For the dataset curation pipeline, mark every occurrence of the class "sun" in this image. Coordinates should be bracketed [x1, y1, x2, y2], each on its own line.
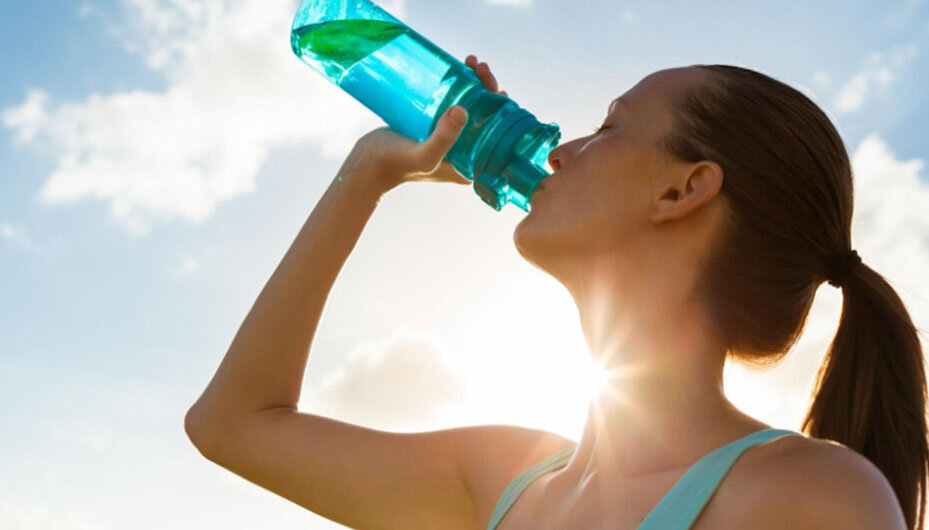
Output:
[577, 357, 611, 403]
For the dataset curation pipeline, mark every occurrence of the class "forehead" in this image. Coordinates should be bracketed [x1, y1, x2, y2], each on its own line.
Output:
[609, 67, 705, 117]
[606, 67, 705, 141]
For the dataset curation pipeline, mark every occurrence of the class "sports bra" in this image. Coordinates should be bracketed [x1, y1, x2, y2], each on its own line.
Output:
[486, 428, 801, 529]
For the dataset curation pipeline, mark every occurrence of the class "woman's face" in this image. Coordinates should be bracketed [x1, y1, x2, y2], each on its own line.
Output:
[514, 66, 708, 266]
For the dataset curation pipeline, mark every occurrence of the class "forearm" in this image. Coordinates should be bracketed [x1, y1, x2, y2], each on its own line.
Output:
[188, 167, 391, 426]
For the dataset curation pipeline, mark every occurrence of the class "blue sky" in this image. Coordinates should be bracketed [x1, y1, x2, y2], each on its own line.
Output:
[2, 0, 928, 527]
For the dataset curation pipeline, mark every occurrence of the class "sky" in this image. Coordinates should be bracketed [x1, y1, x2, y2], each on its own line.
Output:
[1, 0, 928, 528]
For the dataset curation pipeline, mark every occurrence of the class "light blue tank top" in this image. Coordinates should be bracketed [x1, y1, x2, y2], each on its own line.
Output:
[485, 428, 800, 529]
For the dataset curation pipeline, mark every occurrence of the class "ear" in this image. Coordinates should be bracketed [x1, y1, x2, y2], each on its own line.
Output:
[648, 161, 723, 223]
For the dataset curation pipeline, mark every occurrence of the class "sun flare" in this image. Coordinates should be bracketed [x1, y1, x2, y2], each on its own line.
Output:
[579, 358, 611, 403]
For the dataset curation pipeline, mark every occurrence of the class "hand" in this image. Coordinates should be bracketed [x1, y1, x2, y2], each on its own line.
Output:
[339, 55, 509, 192]
[339, 105, 472, 192]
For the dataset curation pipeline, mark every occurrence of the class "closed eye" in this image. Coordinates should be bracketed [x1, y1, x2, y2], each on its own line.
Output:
[592, 124, 611, 135]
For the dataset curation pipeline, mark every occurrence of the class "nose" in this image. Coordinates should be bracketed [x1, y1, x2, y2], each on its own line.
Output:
[547, 134, 585, 171]
[547, 145, 564, 171]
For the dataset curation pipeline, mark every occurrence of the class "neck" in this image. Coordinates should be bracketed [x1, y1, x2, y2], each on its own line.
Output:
[556, 251, 765, 484]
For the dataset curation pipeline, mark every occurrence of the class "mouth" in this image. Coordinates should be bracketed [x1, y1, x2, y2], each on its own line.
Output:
[538, 176, 555, 193]
[538, 175, 554, 192]
[530, 182, 548, 206]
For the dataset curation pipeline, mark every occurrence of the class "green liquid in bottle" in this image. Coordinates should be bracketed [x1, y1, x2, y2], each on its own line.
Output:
[292, 19, 408, 79]
[291, 17, 463, 141]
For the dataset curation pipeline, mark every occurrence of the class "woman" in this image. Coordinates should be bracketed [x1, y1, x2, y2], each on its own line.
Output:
[184, 55, 927, 529]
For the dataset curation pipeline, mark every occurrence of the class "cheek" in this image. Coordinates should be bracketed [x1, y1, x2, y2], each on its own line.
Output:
[515, 144, 651, 254]
[593, 142, 654, 214]
[516, 179, 627, 255]
[573, 157, 651, 245]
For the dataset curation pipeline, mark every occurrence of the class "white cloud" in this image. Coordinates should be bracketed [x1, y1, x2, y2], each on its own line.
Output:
[835, 72, 872, 112]
[77, 2, 98, 19]
[0, 222, 17, 239]
[0, 499, 108, 530]
[0, 220, 38, 250]
[2, 89, 49, 145]
[2, 0, 405, 235]
[834, 44, 918, 113]
[171, 247, 219, 278]
[889, 43, 919, 67]
[177, 255, 200, 277]
[811, 70, 832, 91]
[485, 0, 532, 7]
[303, 328, 468, 431]
[849, 134, 929, 287]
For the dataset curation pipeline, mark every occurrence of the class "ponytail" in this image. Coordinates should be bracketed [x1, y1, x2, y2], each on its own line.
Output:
[658, 63, 929, 529]
[802, 261, 929, 530]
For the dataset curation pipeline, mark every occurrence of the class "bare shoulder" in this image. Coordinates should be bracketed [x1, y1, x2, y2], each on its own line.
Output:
[446, 424, 576, 527]
[721, 433, 907, 530]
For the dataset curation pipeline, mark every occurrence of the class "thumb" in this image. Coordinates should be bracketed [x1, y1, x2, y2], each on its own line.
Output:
[416, 106, 468, 172]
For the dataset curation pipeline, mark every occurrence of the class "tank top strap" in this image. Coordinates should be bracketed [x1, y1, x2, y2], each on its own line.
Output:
[485, 445, 576, 530]
[638, 428, 801, 529]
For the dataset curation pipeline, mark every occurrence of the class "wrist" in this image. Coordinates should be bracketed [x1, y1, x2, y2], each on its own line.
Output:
[334, 166, 398, 203]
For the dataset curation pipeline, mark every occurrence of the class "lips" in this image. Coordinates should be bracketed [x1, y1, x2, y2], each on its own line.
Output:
[530, 183, 548, 205]
[535, 170, 560, 197]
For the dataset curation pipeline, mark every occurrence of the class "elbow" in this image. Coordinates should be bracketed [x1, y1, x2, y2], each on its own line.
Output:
[185, 404, 221, 457]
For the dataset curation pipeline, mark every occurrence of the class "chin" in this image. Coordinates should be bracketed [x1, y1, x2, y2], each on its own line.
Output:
[513, 216, 541, 263]
[513, 213, 561, 272]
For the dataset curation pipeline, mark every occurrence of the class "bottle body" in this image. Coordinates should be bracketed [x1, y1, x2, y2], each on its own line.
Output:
[291, 0, 560, 212]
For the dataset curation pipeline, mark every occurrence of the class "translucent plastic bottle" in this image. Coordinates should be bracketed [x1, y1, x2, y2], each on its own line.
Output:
[291, 0, 560, 212]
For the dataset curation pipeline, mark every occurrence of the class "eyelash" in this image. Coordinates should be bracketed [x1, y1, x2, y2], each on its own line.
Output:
[592, 124, 610, 135]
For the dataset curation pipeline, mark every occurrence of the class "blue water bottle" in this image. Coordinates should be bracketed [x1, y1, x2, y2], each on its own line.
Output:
[290, 0, 560, 212]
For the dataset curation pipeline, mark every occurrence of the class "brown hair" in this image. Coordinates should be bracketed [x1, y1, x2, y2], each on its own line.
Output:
[660, 64, 928, 529]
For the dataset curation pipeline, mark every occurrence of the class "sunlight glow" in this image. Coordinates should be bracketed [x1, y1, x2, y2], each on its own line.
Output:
[580, 358, 611, 403]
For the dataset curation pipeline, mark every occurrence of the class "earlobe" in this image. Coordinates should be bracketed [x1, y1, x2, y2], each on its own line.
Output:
[648, 161, 723, 223]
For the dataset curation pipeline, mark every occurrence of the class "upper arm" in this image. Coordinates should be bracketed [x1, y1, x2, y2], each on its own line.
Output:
[754, 439, 908, 530]
[185, 408, 574, 530]
[187, 408, 476, 529]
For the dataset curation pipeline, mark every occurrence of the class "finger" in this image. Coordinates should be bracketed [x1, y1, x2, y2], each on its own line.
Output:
[476, 61, 500, 92]
[417, 106, 468, 172]
[466, 56, 499, 92]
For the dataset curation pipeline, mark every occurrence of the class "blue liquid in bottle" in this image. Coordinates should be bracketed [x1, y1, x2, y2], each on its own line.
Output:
[291, 0, 560, 212]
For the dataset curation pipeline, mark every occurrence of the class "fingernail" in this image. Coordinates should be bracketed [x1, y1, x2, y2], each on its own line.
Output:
[449, 106, 467, 126]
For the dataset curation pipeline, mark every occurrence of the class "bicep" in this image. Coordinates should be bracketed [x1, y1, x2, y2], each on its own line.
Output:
[195, 409, 478, 530]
